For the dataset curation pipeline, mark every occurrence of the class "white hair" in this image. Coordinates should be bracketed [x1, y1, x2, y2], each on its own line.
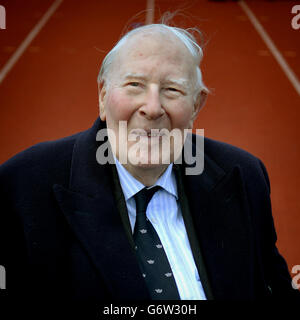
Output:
[97, 23, 209, 99]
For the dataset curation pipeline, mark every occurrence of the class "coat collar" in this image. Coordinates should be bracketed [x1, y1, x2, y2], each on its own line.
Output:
[53, 118, 254, 300]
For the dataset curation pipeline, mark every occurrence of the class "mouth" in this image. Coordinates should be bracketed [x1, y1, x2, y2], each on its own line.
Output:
[130, 129, 165, 137]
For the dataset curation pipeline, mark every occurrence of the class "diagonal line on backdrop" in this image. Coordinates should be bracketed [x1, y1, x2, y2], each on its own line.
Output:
[0, 0, 64, 85]
[239, 0, 300, 96]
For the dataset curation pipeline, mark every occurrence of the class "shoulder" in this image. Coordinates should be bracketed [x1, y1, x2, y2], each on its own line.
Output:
[0, 131, 81, 193]
[204, 136, 259, 167]
[203, 136, 270, 190]
[203, 136, 265, 173]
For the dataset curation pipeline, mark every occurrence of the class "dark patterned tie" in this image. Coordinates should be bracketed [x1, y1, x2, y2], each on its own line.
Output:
[133, 186, 180, 300]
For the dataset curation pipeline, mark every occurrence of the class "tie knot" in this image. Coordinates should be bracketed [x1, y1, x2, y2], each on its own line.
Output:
[134, 186, 160, 214]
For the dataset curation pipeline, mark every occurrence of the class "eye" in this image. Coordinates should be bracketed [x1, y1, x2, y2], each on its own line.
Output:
[166, 87, 182, 95]
[128, 82, 140, 87]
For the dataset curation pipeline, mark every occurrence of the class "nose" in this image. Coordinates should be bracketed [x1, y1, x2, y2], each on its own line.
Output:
[138, 86, 165, 120]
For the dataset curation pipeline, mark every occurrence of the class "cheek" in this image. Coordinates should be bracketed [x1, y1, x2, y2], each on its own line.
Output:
[168, 101, 194, 129]
[106, 91, 134, 122]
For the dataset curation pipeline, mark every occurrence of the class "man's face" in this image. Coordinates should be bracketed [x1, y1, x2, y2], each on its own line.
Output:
[99, 31, 204, 178]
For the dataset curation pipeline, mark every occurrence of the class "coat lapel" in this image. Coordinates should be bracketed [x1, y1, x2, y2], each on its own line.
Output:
[183, 153, 255, 299]
[52, 119, 150, 300]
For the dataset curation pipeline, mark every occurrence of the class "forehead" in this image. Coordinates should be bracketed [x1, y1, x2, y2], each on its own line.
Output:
[112, 30, 195, 78]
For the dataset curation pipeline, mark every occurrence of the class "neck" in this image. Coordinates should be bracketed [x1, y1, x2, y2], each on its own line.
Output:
[123, 163, 168, 186]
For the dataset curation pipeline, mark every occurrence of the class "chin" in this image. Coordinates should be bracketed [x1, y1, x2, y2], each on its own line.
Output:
[135, 162, 165, 169]
[129, 151, 173, 168]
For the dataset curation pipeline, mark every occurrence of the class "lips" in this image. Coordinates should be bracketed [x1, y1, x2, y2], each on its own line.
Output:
[130, 129, 165, 137]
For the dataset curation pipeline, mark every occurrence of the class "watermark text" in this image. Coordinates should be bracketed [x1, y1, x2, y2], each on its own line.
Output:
[291, 265, 300, 289]
[0, 5, 6, 29]
[0, 265, 6, 289]
[96, 122, 204, 175]
[291, 5, 300, 30]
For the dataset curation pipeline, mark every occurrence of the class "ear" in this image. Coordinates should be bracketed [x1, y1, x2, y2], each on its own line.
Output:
[189, 89, 208, 128]
[98, 81, 107, 121]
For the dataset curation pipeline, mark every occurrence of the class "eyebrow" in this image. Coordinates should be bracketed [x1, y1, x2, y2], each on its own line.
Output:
[123, 73, 189, 88]
[123, 73, 149, 81]
[164, 78, 189, 88]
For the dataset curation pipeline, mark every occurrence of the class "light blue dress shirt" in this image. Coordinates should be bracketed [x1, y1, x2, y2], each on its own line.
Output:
[114, 158, 207, 300]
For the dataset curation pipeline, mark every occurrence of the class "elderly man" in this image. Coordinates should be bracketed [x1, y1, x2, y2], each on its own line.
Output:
[0, 23, 298, 303]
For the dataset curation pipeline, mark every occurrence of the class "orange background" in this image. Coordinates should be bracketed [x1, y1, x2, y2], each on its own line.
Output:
[0, 0, 299, 277]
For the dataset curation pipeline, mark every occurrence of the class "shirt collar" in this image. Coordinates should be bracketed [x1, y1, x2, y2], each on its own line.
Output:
[114, 157, 178, 201]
